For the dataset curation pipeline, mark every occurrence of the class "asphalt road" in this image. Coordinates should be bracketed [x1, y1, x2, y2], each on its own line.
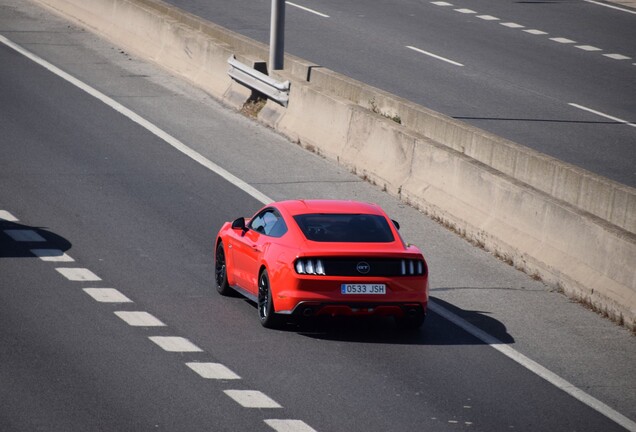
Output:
[164, 0, 636, 187]
[1, 1, 635, 431]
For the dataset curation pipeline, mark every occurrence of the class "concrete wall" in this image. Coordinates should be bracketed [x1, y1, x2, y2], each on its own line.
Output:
[306, 68, 636, 234]
[35, 0, 636, 330]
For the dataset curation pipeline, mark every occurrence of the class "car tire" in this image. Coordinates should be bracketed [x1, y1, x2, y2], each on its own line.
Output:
[258, 269, 281, 329]
[215, 241, 234, 296]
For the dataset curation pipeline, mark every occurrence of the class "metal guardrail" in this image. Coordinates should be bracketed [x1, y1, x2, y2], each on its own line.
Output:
[227, 55, 290, 107]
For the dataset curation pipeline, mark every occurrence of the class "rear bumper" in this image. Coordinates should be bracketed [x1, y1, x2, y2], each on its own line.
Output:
[287, 301, 426, 319]
[273, 274, 428, 318]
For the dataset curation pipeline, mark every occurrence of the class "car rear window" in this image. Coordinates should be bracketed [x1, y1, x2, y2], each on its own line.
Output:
[293, 214, 395, 243]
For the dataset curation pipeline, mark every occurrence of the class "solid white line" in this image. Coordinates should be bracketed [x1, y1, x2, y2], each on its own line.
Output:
[0, 210, 19, 222]
[186, 362, 241, 379]
[83, 288, 133, 303]
[583, 0, 636, 14]
[30, 249, 74, 262]
[56, 267, 102, 281]
[265, 419, 318, 432]
[115, 311, 166, 327]
[149, 336, 203, 352]
[406, 46, 464, 67]
[429, 302, 636, 432]
[4, 229, 46, 242]
[286, 2, 329, 18]
[224, 390, 282, 408]
[0, 34, 274, 206]
[569, 103, 636, 128]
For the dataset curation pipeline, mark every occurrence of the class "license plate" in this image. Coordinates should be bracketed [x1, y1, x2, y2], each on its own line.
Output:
[341, 284, 386, 295]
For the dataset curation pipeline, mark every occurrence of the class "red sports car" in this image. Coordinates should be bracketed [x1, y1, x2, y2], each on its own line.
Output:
[214, 200, 428, 329]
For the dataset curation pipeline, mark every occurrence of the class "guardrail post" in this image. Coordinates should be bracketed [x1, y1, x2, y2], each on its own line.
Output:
[228, 56, 290, 106]
[269, 0, 285, 70]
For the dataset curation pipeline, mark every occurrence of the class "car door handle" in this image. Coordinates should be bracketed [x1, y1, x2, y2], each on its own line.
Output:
[251, 244, 261, 252]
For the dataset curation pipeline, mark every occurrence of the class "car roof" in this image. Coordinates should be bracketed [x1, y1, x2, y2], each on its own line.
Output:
[274, 200, 385, 217]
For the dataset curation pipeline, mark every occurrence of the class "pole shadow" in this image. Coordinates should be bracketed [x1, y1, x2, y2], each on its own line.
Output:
[0, 219, 72, 259]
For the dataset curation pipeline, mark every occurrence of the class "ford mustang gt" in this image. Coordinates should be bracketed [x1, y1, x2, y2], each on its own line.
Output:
[214, 200, 428, 329]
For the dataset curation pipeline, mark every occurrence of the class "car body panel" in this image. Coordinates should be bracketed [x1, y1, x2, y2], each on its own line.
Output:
[215, 200, 428, 323]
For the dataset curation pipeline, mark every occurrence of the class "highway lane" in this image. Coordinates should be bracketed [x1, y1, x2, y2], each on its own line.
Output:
[1, 2, 635, 431]
[164, 0, 636, 187]
[0, 43, 626, 432]
[0, 43, 273, 432]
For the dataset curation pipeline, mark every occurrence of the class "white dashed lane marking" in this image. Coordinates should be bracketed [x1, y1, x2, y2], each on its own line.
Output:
[500, 22, 524, 28]
[551, 37, 576, 44]
[30, 249, 74, 262]
[524, 29, 548, 35]
[115, 311, 166, 327]
[0, 210, 19, 221]
[577, 45, 602, 52]
[265, 419, 319, 432]
[149, 336, 203, 352]
[186, 362, 241, 380]
[406, 45, 464, 67]
[286, 2, 330, 18]
[0, 41, 314, 431]
[569, 103, 636, 128]
[604, 53, 631, 60]
[224, 390, 282, 408]
[0, 208, 309, 428]
[429, 1, 632, 63]
[4, 229, 46, 242]
[83, 288, 133, 303]
[56, 267, 102, 281]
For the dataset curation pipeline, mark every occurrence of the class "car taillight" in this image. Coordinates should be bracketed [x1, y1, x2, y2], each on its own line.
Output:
[401, 259, 425, 276]
[295, 258, 326, 275]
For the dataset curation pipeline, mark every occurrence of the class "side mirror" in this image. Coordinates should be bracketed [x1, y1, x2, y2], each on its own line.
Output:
[392, 219, 401, 230]
[231, 217, 246, 231]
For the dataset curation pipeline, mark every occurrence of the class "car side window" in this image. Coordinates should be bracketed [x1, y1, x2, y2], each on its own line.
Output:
[249, 209, 288, 238]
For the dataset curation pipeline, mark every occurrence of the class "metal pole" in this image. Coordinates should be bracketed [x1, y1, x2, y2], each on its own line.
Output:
[269, 0, 285, 71]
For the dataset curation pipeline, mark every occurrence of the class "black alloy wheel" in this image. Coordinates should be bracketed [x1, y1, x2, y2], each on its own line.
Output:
[215, 242, 233, 296]
[258, 269, 280, 328]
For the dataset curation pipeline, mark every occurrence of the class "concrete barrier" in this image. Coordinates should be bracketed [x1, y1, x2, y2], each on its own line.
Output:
[34, 0, 636, 330]
[306, 68, 636, 234]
